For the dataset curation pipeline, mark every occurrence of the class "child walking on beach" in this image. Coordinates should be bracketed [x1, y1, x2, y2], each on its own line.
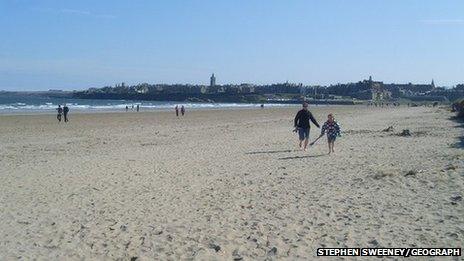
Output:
[319, 114, 341, 154]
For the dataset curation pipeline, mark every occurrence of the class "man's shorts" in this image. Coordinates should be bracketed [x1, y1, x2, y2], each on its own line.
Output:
[298, 127, 310, 140]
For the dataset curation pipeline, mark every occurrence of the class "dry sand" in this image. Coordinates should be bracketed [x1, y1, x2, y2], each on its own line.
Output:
[0, 106, 463, 260]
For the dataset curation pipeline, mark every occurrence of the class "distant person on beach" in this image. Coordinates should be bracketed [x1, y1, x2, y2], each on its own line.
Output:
[63, 104, 69, 122]
[261, 104, 264, 109]
[181, 105, 185, 116]
[319, 113, 341, 154]
[126, 105, 129, 112]
[175, 105, 179, 117]
[293, 102, 320, 151]
[136, 104, 140, 112]
[56, 105, 63, 122]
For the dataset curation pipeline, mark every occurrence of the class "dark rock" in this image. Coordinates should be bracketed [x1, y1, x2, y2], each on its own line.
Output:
[130, 257, 138, 261]
[452, 99, 464, 118]
[268, 247, 277, 255]
[404, 170, 417, 177]
[208, 243, 221, 252]
[120, 224, 127, 231]
[398, 129, 411, 136]
[451, 195, 462, 202]
[368, 239, 379, 246]
[382, 126, 394, 132]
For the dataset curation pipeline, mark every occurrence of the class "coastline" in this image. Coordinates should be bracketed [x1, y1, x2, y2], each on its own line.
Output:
[0, 92, 361, 115]
[0, 103, 309, 116]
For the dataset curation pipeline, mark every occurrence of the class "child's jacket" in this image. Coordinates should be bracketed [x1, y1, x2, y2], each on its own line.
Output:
[321, 121, 341, 138]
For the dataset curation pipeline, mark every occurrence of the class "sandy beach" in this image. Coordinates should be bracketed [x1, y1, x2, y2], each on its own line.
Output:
[0, 106, 463, 260]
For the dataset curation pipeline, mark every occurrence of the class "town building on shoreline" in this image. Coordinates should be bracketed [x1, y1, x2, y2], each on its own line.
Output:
[74, 75, 463, 103]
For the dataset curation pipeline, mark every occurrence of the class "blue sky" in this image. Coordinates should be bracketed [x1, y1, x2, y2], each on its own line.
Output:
[0, 0, 463, 90]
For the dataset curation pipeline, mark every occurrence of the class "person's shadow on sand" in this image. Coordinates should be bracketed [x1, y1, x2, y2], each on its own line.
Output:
[278, 154, 326, 160]
[245, 149, 294, 155]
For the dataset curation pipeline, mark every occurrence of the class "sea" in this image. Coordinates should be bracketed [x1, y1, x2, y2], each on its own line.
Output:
[0, 93, 297, 114]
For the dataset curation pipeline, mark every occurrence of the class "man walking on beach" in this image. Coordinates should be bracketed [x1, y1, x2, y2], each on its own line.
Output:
[175, 105, 179, 117]
[63, 104, 70, 122]
[181, 105, 185, 116]
[56, 105, 63, 122]
[294, 102, 320, 151]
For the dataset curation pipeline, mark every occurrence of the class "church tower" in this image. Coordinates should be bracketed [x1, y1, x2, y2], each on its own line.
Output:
[431, 79, 435, 88]
[210, 73, 216, 87]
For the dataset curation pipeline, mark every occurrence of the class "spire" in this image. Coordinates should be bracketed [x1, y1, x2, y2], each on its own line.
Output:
[210, 73, 216, 87]
[431, 79, 435, 88]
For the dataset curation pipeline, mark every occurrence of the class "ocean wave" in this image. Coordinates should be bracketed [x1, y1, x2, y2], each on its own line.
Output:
[0, 102, 298, 113]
